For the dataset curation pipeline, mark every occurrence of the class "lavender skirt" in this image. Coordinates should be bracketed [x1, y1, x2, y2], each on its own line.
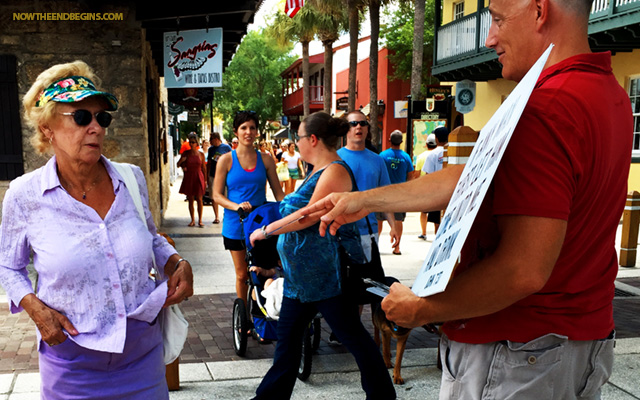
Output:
[38, 318, 168, 400]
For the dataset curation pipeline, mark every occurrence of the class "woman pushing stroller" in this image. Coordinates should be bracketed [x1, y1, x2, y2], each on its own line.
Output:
[213, 111, 284, 307]
[249, 112, 396, 400]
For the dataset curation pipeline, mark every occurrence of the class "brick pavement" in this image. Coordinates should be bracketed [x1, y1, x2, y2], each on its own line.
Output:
[177, 293, 440, 365]
[2, 287, 640, 374]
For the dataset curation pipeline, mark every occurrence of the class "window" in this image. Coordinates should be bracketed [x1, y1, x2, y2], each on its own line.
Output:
[630, 76, 640, 155]
[454, 1, 465, 20]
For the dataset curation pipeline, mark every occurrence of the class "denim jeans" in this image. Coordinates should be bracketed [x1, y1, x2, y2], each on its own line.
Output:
[254, 295, 396, 400]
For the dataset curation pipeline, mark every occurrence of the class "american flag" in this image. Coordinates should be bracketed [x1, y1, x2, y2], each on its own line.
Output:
[285, 0, 305, 18]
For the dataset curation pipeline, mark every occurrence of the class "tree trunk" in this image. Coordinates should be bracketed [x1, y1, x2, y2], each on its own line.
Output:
[411, 0, 425, 100]
[348, 0, 359, 112]
[369, 0, 380, 149]
[323, 40, 334, 114]
[302, 40, 311, 118]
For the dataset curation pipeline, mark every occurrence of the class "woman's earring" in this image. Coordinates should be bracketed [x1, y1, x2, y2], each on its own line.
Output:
[48, 136, 53, 145]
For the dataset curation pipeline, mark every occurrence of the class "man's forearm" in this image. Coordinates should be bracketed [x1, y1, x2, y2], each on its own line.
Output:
[364, 164, 463, 214]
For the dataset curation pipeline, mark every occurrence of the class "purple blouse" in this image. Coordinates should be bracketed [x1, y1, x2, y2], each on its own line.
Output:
[0, 156, 176, 353]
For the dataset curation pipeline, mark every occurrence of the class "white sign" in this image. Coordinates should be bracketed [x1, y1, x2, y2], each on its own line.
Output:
[412, 44, 554, 297]
[455, 80, 476, 114]
[394, 101, 408, 118]
[164, 28, 223, 88]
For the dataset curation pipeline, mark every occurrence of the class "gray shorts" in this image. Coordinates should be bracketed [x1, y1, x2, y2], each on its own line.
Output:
[374, 212, 406, 222]
[439, 331, 615, 400]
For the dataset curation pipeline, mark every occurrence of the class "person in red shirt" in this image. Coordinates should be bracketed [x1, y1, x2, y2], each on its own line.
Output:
[305, 0, 633, 398]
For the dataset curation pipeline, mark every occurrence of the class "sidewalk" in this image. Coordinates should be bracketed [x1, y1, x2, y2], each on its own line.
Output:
[1, 176, 639, 399]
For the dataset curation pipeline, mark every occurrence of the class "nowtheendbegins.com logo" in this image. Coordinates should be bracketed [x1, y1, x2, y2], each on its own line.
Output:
[13, 13, 124, 21]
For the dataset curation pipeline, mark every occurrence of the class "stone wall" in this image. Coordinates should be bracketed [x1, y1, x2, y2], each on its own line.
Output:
[0, 0, 171, 225]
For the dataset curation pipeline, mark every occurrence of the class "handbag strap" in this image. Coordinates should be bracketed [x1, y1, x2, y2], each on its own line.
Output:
[112, 162, 159, 278]
[341, 161, 375, 236]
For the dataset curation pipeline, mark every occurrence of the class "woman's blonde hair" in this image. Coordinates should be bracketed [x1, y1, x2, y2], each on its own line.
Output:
[23, 60, 100, 154]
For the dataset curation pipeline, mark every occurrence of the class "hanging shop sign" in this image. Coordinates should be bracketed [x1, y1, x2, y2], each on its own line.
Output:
[164, 28, 223, 89]
[455, 80, 476, 114]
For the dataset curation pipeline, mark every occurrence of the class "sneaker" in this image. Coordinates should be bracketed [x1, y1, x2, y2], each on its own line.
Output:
[418, 234, 426, 240]
[328, 332, 342, 346]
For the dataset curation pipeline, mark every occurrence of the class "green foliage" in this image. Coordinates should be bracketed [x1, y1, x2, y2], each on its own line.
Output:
[212, 29, 296, 139]
[382, 0, 438, 89]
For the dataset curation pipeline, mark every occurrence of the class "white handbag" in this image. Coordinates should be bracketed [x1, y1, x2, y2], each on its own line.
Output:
[113, 162, 189, 365]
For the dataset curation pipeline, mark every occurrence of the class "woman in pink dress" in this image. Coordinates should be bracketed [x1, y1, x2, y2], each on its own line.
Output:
[177, 132, 207, 226]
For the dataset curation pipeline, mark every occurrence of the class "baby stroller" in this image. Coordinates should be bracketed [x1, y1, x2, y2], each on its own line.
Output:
[231, 202, 322, 381]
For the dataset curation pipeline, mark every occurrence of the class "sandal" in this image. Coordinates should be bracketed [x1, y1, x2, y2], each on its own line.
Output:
[251, 328, 272, 344]
[212, 219, 220, 224]
[188, 222, 195, 227]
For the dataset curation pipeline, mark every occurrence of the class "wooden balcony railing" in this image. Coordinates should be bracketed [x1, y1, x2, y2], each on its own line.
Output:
[434, 0, 640, 67]
[282, 85, 324, 113]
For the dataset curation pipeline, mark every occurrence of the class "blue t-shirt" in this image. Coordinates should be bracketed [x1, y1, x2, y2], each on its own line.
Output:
[379, 148, 413, 185]
[222, 151, 267, 240]
[337, 147, 391, 235]
[277, 161, 364, 303]
[207, 143, 232, 177]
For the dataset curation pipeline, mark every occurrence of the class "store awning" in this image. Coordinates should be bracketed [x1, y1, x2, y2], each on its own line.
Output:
[273, 127, 290, 139]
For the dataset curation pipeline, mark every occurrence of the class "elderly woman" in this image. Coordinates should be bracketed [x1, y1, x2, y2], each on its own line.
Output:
[0, 61, 193, 399]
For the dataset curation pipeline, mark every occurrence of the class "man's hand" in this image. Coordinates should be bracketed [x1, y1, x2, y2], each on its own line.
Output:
[381, 282, 429, 328]
[301, 191, 370, 236]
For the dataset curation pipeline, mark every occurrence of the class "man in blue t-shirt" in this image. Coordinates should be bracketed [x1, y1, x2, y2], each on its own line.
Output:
[207, 131, 232, 224]
[377, 130, 413, 255]
[338, 111, 398, 261]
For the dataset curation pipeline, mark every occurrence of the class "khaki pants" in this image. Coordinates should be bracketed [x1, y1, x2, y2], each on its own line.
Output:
[439, 331, 615, 400]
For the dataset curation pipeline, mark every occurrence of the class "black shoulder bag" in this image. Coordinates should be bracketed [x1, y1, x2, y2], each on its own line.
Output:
[337, 163, 386, 305]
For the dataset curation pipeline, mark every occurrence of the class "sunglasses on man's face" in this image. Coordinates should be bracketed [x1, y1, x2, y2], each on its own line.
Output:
[348, 120, 368, 127]
[59, 110, 112, 128]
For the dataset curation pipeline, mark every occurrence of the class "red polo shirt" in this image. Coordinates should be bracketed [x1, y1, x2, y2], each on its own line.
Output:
[443, 52, 633, 343]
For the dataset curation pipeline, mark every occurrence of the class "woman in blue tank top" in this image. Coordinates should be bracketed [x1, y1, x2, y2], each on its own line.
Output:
[213, 111, 284, 306]
[249, 112, 396, 400]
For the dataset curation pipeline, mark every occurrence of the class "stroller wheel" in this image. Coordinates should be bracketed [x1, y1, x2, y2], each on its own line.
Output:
[232, 298, 248, 356]
[311, 317, 321, 351]
[297, 324, 313, 381]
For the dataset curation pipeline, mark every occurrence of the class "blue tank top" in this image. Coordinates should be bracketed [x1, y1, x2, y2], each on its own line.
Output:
[222, 150, 267, 240]
[277, 160, 364, 303]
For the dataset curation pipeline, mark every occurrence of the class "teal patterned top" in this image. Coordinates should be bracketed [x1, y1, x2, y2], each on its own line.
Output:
[277, 160, 365, 303]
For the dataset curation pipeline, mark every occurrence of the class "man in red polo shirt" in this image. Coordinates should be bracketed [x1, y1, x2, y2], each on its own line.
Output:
[306, 0, 633, 398]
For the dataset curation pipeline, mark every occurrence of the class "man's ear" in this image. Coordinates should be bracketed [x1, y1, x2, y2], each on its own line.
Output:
[534, 0, 550, 31]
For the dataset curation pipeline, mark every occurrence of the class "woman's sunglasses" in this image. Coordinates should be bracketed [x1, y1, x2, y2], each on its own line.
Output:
[348, 120, 368, 127]
[59, 110, 112, 128]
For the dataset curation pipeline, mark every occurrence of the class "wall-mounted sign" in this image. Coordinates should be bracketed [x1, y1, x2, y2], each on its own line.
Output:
[427, 85, 452, 101]
[336, 96, 348, 111]
[187, 110, 201, 123]
[164, 28, 223, 88]
[455, 80, 476, 114]
[394, 100, 408, 118]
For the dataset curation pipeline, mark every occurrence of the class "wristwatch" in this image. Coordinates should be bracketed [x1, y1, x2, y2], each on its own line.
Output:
[261, 225, 270, 239]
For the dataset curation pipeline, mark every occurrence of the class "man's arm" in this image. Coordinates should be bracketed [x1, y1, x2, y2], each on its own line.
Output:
[302, 164, 464, 236]
[381, 214, 567, 328]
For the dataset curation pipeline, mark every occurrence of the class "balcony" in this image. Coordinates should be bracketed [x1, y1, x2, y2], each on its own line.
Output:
[432, 0, 640, 82]
[282, 85, 324, 117]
